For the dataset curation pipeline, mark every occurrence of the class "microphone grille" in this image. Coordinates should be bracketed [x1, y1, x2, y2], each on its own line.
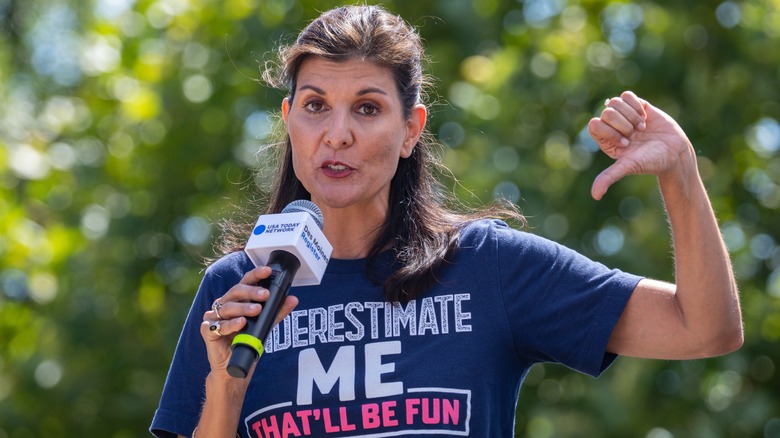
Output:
[282, 200, 324, 230]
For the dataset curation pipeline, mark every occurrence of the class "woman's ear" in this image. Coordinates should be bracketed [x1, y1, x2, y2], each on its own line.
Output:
[401, 104, 427, 158]
[281, 97, 290, 124]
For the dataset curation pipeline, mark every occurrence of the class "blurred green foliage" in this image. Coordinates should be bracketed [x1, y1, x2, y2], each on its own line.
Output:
[0, 0, 779, 436]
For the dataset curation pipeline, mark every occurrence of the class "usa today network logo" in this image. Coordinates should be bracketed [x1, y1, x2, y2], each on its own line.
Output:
[254, 222, 300, 235]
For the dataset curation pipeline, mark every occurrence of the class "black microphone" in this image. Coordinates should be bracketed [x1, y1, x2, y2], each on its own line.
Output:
[227, 200, 332, 378]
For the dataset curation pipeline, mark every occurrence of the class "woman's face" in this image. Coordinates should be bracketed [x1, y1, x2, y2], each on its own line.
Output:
[282, 57, 426, 218]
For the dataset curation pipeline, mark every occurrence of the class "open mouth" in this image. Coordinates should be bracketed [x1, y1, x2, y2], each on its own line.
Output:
[321, 161, 353, 177]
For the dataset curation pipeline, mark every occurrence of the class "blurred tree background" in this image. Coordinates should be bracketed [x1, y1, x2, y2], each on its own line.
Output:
[0, 0, 778, 436]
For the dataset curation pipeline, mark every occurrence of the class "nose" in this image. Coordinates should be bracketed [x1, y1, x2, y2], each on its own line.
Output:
[324, 108, 353, 149]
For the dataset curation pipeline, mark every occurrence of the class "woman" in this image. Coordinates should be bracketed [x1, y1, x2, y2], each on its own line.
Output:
[151, 5, 742, 438]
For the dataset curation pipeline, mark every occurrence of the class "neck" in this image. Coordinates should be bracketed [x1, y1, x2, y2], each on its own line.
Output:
[321, 208, 387, 260]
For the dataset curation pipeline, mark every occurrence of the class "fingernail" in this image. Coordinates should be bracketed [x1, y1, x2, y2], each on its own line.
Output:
[249, 303, 260, 311]
[604, 98, 610, 106]
[620, 137, 629, 146]
[638, 122, 646, 130]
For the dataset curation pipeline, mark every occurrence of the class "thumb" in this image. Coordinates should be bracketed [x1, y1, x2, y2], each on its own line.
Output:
[591, 162, 630, 200]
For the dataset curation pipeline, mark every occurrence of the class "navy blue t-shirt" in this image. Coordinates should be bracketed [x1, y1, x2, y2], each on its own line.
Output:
[151, 219, 641, 437]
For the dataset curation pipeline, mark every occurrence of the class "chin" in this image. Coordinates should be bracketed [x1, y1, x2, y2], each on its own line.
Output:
[309, 195, 352, 210]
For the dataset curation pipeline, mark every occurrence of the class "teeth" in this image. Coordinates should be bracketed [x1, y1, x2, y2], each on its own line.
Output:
[327, 164, 347, 171]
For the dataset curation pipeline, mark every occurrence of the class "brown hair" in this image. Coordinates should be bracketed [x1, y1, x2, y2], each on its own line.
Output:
[217, 5, 524, 301]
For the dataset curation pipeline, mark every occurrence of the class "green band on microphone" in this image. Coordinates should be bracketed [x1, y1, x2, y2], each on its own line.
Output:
[232, 333, 265, 358]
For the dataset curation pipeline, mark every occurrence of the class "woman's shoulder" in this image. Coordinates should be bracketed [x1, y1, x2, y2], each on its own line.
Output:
[458, 218, 553, 252]
[459, 217, 524, 242]
[456, 218, 509, 253]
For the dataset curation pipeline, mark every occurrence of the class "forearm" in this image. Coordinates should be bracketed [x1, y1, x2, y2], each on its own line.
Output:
[193, 372, 249, 438]
[658, 147, 743, 354]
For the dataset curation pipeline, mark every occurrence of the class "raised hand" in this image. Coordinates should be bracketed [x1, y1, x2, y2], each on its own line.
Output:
[588, 91, 696, 200]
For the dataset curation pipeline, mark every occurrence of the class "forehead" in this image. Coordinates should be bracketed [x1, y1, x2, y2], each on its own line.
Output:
[295, 57, 397, 93]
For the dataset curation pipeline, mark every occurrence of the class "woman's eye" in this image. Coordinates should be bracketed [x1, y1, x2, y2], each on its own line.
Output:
[304, 101, 325, 112]
[357, 103, 380, 116]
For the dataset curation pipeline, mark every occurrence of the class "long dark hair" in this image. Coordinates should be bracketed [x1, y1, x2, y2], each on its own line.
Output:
[217, 5, 524, 302]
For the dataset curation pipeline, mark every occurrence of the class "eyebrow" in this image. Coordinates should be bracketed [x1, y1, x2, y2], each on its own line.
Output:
[357, 87, 389, 96]
[297, 84, 389, 96]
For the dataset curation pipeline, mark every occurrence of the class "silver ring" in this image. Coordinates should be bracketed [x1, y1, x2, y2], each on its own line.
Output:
[212, 299, 224, 320]
[209, 321, 222, 336]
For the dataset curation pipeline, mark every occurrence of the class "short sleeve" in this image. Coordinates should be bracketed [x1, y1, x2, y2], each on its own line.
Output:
[493, 221, 642, 377]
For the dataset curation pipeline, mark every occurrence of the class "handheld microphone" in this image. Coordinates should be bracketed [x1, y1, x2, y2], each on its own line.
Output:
[227, 200, 333, 378]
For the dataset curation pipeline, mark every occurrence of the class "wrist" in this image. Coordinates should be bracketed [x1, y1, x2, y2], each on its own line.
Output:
[193, 372, 249, 438]
[657, 143, 699, 196]
[206, 370, 251, 400]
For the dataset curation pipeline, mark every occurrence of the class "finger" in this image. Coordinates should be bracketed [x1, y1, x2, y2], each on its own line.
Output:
[223, 283, 271, 302]
[602, 101, 640, 139]
[618, 91, 647, 123]
[606, 93, 645, 122]
[215, 266, 274, 306]
[207, 300, 263, 322]
[201, 316, 248, 339]
[605, 93, 647, 131]
[201, 319, 225, 340]
[591, 161, 631, 200]
[207, 320, 225, 338]
[240, 266, 273, 285]
[588, 117, 627, 151]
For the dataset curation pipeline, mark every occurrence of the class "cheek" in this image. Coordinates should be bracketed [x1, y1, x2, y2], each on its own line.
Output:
[366, 146, 402, 183]
[289, 150, 317, 193]
[378, 138, 408, 165]
[287, 136, 307, 182]
[289, 146, 308, 182]
[366, 126, 407, 160]
[287, 114, 314, 145]
[288, 123, 314, 166]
